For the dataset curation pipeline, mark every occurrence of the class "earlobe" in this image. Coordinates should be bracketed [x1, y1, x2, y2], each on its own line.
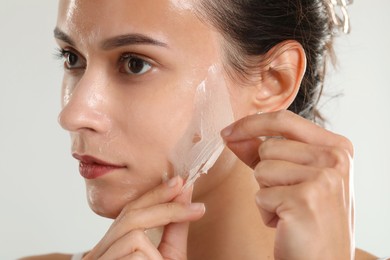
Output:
[253, 40, 307, 112]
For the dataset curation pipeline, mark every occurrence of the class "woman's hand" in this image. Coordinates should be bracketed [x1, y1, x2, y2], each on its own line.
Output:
[222, 110, 355, 260]
[83, 177, 205, 260]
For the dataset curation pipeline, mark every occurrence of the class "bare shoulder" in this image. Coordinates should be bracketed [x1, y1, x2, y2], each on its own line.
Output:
[356, 248, 378, 260]
[19, 253, 72, 260]
[17, 249, 378, 260]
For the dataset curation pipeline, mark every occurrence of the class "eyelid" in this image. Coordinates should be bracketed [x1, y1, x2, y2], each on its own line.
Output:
[61, 46, 84, 58]
[119, 53, 154, 66]
[118, 53, 154, 75]
[58, 46, 86, 70]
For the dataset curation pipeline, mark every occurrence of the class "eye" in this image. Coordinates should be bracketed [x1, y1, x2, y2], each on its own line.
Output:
[121, 55, 152, 75]
[64, 50, 85, 69]
[56, 48, 86, 70]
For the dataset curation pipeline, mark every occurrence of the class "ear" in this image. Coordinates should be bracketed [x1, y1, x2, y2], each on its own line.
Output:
[252, 40, 307, 113]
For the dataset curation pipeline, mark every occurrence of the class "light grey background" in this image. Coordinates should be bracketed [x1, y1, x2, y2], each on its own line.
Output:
[0, 1, 389, 259]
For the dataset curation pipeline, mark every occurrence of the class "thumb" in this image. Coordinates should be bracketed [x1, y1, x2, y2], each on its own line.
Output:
[225, 138, 262, 169]
[159, 220, 190, 259]
[158, 185, 204, 259]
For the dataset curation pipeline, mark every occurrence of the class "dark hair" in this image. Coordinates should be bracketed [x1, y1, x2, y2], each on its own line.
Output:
[195, 0, 336, 124]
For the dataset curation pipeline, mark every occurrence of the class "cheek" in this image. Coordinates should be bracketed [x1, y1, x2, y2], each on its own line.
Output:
[168, 65, 236, 182]
[84, 66, 235, 218]
[111, 76, 199, 180]
[227, 81, 256, 120]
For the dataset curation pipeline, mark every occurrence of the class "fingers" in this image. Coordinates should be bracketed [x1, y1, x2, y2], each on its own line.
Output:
[223, 111, 354, 259]
[254, 138, 353, 195]
[227, 130, 353, 171]
[222, 110, 354, 156]
[174, 183, 194, 205]
[100, 229, 162, 260]
[158, 186, 202, 259]
[88, 177, 205, 259]
[89, 177, 182, 257]
[118, 251, 153, 260]
[255, 165, 351, 224]
[225, 138, 262, 169]
[119, 252, 148, 260]
[158, 222, 190, 259]
[259, 138, 352, 168]
[255, 160, 318, 187]
[93, 201, 204, 258]
[127, 176, 184, 210]
[255, 182, 320, 228]
[255, 187, 286, 228]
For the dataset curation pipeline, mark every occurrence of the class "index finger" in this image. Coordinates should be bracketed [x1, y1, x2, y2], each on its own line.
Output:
[221, 110, 353, 155]
[158, 186, 195, 259]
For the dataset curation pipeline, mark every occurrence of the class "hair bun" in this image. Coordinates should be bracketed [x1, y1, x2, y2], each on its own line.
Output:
[327, 0, 353, 34]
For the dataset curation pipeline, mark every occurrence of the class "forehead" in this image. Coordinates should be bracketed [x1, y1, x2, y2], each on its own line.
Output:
[56, 0, 210, 48]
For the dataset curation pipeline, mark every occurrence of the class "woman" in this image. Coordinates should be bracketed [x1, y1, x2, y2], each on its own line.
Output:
[23, 0, 378, 259]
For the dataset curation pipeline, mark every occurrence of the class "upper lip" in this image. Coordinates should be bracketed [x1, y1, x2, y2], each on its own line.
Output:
[72, 153, 126, 168]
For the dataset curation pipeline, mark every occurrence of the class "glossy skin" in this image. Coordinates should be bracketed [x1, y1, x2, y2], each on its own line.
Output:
[56, 0, 228, 219]
[40, 0, 370, 259]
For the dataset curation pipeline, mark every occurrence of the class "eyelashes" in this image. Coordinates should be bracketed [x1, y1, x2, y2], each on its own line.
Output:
[119, 54, 152, 75]
[54, 47, 67, 60]
[54, 47, 152, 76]
[55, 47, 86, 70]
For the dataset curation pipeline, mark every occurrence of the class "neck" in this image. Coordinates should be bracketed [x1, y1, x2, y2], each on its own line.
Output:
[188, 151, 275, 260]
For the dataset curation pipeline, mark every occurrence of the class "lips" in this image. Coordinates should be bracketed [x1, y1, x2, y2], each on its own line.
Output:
[73, 154, 126, 179]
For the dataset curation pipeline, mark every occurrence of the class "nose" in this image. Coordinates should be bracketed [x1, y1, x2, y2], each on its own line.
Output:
[58, 72, 112, 134]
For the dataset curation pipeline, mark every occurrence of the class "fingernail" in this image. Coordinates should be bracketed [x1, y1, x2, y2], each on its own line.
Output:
[221, 125, 233, 138]
[189, 203, 205, 212]
[167, 176, 179, 188]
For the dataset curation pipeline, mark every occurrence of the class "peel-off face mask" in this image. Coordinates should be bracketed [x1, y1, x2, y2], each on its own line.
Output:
[169, 65, 235, 188]
[145, 65, 235, 247]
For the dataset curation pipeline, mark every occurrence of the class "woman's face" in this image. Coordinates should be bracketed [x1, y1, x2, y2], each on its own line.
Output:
[55, 0, 246, 218]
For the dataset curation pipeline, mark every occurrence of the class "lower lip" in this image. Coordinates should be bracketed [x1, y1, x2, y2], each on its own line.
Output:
[79, 162, 124, 179]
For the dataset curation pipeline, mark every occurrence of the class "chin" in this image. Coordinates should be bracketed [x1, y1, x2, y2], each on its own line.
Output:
[85, 185, 139, 219]
[87, 194, 126, 219]
[88, 200, 123, 219]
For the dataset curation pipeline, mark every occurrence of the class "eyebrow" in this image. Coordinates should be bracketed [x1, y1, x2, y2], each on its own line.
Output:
[54, 27, 75, 46]
[101, 34, 168, 50]
[53, 27, 168, 50]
